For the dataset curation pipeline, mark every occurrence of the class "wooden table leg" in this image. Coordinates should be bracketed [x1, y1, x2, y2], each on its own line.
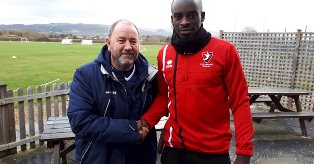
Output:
[264, 101, 276, 112]
[293, 96, 308, 136]
[157, 130, 165, 154]
[250, 95, 263, 123]
[60, 143, 75, 158]
[268, 95, 293, 112]
[59, 141, 67, 164]
[51, 144, 60, 164]
[249, 95, 260, 104]
[298, 119, 308, 136]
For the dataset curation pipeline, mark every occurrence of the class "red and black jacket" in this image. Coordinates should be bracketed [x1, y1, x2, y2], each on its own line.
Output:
[142, 37, 254, 156]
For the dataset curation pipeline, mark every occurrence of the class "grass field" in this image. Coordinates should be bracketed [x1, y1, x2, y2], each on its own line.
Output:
[0, 41, 162, 91]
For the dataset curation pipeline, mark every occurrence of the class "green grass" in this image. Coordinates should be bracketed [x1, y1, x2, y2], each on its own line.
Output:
[0, 41, 162, 91]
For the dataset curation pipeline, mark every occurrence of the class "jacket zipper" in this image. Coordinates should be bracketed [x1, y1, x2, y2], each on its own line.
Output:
[80, 141, 93, 164]
[104, 98, 111, 116]
[173, 52, 179, 123]
[173, 52, 185, 149]
[184, 56, 188, 81]
[117, 81, 129, 116]
[141, 93, 147, 116]
[139, 75, 149, 116]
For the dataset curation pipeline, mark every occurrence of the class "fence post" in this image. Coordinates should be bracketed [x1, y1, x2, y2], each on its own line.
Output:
[219, 30, 224, 39]
[27, 86, 36, 148]
[53, 83, 59, 117]
[0, 84, 6, 157]
[7, 90, 17, 154]
[288, 29, 302, 109]
[0, 84, 16, 157]
[60, 83, 67, 116]
[290, 29, 302, 88]
[45, 84, 51, 119]
[37, 85, 44, 146]
[17, 88, 27, 151]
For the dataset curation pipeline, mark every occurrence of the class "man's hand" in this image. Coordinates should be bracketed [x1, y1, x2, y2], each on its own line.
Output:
[234, 155, 250, 164]
[137, 120, 150, 141]
[139, 119, 150, 129]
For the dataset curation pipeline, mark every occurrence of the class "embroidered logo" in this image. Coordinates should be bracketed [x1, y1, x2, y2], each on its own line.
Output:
[200, 51, 214, 68]
[202, 52, 213, 63]
[105, 91, 117, 95]
[166, 60, 173, 68]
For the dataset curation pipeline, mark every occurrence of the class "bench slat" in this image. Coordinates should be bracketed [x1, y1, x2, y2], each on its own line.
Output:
[254, 97, 272, 102]
[252, 112, 314, 119]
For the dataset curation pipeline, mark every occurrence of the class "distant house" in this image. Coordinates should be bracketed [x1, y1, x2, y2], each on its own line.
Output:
[81, 39, 93, 45]
[61, 38, 73, 44]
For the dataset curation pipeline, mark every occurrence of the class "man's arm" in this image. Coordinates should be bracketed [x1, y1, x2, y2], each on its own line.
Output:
[141, 47, 169, 128]
[223, 44, 254, 159]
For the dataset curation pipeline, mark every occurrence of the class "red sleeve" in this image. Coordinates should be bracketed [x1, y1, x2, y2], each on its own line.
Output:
[141, 46, 169, 128]
[224, 44, 254, 156]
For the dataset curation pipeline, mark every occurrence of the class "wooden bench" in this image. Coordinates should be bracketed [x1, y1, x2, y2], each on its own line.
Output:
[252, 112, 314, 121]
[251, 111, 314, 136]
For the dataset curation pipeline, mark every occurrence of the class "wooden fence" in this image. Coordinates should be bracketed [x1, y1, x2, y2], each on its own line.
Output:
[0, 83, 70, 157]
[220, 30, 314, 112]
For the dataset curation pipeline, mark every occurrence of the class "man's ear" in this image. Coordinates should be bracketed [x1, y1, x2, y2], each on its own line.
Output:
[105, 36, 110, 46]
[171, 16, 174, 27]
[201, 11, 205, 22]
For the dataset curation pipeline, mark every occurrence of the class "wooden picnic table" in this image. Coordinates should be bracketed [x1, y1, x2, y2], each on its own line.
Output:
[249, 87, 310, 112]
[248, 87, 313, 136]
[40, 116, 167, 164]
[40, 117, 74, 164]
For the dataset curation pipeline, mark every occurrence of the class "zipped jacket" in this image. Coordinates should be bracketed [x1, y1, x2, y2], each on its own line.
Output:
[67, 45, 158, 164]
[142, 37, 254, 156]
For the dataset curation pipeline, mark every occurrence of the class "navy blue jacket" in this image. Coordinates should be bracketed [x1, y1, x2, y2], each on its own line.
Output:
[67, 45, 158, 164]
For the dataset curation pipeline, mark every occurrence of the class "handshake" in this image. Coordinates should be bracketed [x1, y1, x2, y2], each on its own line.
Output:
[136, 119, 150, 142]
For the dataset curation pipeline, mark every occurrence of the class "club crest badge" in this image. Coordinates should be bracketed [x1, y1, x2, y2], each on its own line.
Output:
[202, 52, 213, 63]
[200, 52, 214, 68]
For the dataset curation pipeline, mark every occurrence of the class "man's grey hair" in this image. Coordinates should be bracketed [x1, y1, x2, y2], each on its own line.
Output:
[107, 19, 139, 39]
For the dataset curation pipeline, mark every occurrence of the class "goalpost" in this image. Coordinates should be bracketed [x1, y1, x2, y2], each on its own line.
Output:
[20, 37, 29, 42]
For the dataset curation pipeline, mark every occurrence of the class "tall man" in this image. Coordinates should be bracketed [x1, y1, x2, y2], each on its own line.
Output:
[141, 0, 254, 163]
[67, 20, 158, 164]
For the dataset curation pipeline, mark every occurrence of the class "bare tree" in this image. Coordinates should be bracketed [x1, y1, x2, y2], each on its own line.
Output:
[242, 26, 257, 33]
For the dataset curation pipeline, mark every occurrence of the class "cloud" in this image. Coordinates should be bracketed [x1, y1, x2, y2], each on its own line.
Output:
[0, 0, 313, 32]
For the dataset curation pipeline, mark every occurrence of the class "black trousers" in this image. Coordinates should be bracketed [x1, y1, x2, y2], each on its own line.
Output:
[161, 146, 231, 164]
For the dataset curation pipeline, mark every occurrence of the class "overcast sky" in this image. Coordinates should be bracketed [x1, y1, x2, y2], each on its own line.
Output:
[1, 0, 313, 33]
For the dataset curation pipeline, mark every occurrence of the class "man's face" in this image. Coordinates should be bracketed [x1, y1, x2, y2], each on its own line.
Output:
[106, 22, 139, 71]
[171, 0, 205, 39]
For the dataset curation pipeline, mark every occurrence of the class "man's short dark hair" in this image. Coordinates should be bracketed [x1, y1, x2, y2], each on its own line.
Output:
[171, 0, 203, 12]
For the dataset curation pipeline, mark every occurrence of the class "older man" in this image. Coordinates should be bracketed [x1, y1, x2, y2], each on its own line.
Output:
[67, 20, 158, 164]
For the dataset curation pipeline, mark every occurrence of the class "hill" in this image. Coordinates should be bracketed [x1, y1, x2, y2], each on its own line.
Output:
[0, 23, 173, 37]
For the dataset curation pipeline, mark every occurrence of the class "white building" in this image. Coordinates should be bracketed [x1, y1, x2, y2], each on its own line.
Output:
[61, 38, 73, 44]
[81, 40, 93, 45]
